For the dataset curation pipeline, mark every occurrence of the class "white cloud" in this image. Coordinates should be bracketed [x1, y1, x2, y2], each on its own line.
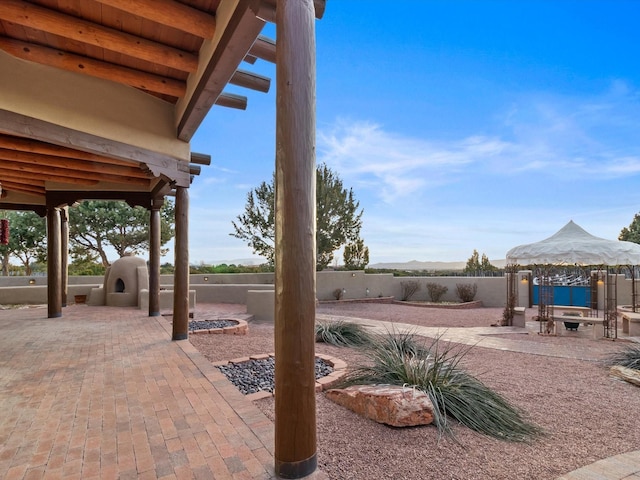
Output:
[318, 81, 640, 207]
[318, 120, 508, 202]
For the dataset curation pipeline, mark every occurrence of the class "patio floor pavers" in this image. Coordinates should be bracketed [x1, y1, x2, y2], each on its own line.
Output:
[0, 304, 276, 479]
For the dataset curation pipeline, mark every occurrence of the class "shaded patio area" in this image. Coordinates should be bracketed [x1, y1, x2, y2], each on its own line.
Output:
[0, 304, 276, 479]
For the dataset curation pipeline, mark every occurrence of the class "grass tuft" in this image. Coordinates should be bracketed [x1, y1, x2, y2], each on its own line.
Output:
[603, 344, 640, 370]
[315, 321, 372, 347]
[339, 330, 542, 442]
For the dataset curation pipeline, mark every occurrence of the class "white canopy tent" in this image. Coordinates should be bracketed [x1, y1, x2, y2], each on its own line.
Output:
[505, 220, 640, 338]
[506, 220, 640, 266]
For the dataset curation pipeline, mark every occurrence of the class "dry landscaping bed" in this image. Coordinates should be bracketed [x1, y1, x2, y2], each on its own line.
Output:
[189, 303, 640, 480]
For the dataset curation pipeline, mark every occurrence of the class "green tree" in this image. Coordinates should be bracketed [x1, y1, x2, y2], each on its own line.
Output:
[69, 200, 175, 267]
[620, 213, 640, 244]
[0, 210, 47, 276]
[463, 249, 496, 276]
[481, 253, 497, 272]
[343, 237, 370, 270]
[231, 163, 364, 270]
[463, 249, 481, 275]
[230, 181, 275, 266]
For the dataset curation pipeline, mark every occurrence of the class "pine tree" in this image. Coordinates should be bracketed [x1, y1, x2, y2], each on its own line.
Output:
[231, 164, 364, 270]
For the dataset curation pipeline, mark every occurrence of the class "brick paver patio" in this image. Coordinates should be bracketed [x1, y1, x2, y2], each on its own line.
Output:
[0, 305, 275, 480]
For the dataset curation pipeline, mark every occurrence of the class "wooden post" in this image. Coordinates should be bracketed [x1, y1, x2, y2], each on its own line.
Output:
[172, 186, 189, 340]
[274, 0, 318, 477]
[60, 206, 69, 307]
[149, 199, 162, 317]
[47, 205, 62, 318]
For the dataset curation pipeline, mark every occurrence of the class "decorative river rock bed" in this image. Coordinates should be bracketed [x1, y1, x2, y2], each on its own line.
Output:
[188, 318, 248, 335]
[215, 353, 348, 399]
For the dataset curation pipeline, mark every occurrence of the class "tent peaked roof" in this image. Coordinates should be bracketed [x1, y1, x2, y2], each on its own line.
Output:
[506, 220, 640, 266]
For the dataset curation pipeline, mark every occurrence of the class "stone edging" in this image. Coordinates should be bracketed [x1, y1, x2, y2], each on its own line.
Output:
[212, 353, 348, 401]
[392, 300, 483, 309]
[189, 319, 249, 335]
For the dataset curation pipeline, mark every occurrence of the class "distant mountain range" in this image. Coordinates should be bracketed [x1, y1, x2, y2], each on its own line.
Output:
[368, 259, 507, 271]
[205, 258, 508, 271]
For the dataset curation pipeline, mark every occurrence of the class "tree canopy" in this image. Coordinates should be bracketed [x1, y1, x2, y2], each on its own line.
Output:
[343, 237, 370, 270]
[231, 163, 365, 270]
[619, 213, 640, 244]
[69, 200, 175, 267]
[0, 210, 47, 276]
[463, 249, 497, 276]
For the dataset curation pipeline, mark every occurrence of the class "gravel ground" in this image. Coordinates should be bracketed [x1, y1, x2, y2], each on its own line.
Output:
[188, 302, 640, 480]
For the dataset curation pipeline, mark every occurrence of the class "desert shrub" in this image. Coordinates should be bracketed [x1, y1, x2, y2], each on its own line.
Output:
[332, 288, 344, 300]
[315, 321, 372, 347]
[426, 282, 448, 302]
[400, 280, 421, 301]
[603, 344, 640, 370]
[343, 333, 542, 442]
[456, 283, 477, 303]
[340, 331, 542, 442]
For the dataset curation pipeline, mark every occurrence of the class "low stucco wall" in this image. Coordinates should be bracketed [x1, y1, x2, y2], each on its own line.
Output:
[246, 290, 275, 322]
[2, 271, 635, 309]
[0, 284, 100, 305]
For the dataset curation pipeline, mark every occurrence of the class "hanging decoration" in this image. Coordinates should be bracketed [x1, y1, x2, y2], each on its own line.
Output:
[0, 218, 9, 245]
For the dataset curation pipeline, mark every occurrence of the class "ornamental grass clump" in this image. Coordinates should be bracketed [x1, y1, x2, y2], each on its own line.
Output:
[604, 344, 640, 370]
[339, 330, 542, 442]
[315, 320, 372, 347]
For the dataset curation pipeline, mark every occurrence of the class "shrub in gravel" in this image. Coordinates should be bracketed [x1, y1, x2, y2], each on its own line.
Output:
[426, 282, 448, 302]
[339, 331, 542, 442]
[400, 280, 421, 301]
[455, 283, 477, 303]
[315, 320, 372, 347]
[604, 344, 640, 370]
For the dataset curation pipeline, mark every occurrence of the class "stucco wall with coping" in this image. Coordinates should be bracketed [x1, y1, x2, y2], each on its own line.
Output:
[1, 271, 636, 308]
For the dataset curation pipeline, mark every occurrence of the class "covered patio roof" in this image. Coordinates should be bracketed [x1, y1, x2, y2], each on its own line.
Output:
[0, 0, 322, 208]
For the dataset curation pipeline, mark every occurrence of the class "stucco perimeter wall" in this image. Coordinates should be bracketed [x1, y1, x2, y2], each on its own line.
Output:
[1, 272, 636, 308]
[0, 285, 100, 305]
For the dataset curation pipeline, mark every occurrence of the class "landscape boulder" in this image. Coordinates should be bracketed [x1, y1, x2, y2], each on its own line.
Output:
[610, 365, 640, 387]
[326, 384, 434, 427]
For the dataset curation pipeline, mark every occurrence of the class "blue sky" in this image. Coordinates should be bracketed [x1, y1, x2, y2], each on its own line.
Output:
[183, 0, 640, 266]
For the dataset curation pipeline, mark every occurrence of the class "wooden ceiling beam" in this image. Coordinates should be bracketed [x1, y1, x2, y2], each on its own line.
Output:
[0, 38, 186, 98]
[0, 201, 47, 215]
[0, 160, 151, 187]
[0, 0, 198, 72]
[0, 135, 146, 168]
[177, 0, 265, 141]
[0, 181, 46, 196]
[93, 0, 216, 39]
[46, 191, 154, 209]
[248, 35, 276, 64]
[230, 69, 271, 93]
[190, 152, 211, 166]
[215, 92, 247, 110]
[0, 147, 152, 179]
[0, 167, 99, 186]
[0, 111, 192, 188]
[258, 0, 326, 23]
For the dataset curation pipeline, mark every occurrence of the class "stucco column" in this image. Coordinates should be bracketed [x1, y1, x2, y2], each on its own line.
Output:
[47, 205, 62, 318]
[274, 0, 318, 477]
[149, 199, 162, 317]
[172, 187, 189, 340]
